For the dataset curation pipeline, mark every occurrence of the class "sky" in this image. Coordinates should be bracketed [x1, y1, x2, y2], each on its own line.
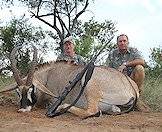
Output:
[88, 0, 162, 62]
[0, 0, 162, 62]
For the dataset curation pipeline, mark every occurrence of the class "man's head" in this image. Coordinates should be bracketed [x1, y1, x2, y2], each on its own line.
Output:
[160, 53, 162, 60]
[63, 36, 75, 57]
[117, 34, 129, 52]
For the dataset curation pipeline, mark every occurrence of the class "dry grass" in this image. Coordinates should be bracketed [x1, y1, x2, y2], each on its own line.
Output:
[142, 76, 162, 111]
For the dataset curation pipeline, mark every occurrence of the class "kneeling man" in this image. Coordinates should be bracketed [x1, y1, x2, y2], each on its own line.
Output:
[107, 34, 150, 112]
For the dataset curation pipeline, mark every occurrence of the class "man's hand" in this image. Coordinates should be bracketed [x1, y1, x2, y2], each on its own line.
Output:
[118, 62, 127, 72]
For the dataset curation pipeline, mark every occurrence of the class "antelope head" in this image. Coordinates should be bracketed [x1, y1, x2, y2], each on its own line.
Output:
[10, 45, 38, 112]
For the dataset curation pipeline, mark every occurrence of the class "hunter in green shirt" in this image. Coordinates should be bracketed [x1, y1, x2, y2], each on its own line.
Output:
[56, 36, 85, 65]
[106, 34, 151, 112]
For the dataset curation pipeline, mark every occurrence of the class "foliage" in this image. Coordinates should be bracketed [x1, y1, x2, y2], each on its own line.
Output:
[0, 75, 14, 90]
[0, 17, 53, 76]
[1, 0, 116, 63]
[142, 46, 162, 111]
[74, 18, 117, 62]
[17, 49, 30, 77]
[145, 47, 162, 78]
[1, 0, 93, 52]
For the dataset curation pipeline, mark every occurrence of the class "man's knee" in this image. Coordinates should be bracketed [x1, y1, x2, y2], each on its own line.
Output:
[131, 65, 145, 91]
[132, 65, 145, 79]
[130, 65, 145, 78]
[134, 65, 145, 73]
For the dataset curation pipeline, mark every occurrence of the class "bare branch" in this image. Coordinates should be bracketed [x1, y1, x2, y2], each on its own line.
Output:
[34, 13, 54, 17]
[30, 11, 62, 39]
[71, 0, 89, 31]
[56, 13, 71, 36]
[37, 0, 42, 16]
[64, 0, 71, 29]
[53, 0, 57, 26]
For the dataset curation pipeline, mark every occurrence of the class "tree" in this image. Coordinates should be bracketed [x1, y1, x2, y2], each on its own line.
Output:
[2, 0, 93, 53]
[0, 16, 53, 76]
[74, 18, 117, 63]
[146, 47, 162, 78]
[1, 0, 116, 64]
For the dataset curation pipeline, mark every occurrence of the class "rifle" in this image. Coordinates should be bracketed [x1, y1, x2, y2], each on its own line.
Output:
[46, 36, 114, 117]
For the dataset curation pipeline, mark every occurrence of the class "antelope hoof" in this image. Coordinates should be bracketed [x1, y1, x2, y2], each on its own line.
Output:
[112, 105, 121, 113]
[18, 106, 32, 112]
[57, 103, 70, 111]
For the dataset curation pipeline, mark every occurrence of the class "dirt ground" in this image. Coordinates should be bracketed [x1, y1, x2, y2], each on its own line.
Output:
[0, 96, 162, 132]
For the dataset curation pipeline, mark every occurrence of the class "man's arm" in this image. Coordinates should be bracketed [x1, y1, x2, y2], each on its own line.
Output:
[125, 58, 145, 67]
[118, 58, 145, 72]
[106, 51, 114, 68]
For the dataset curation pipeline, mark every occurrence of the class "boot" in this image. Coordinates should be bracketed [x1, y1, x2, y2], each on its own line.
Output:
[136, 98, 151, 112]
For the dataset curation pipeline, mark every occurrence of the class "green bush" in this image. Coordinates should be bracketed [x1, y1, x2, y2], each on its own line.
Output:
[142, 75, 162, 112]
[0, 75, 14, 90]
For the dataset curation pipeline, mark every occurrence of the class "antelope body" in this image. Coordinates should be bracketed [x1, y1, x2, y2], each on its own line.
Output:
[0, 46, 139, 118]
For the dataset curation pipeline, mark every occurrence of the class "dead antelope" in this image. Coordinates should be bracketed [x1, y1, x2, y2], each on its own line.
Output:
[0, 46, 139, 118]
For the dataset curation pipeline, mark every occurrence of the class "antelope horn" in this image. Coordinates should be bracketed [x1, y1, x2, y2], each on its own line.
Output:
[0, 82, 18, 94]
[10, 46, 24, 86]
[26, 45, 38, 86]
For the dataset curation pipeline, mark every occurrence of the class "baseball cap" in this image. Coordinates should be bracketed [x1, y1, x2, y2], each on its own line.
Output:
[63, 36, 75, 45]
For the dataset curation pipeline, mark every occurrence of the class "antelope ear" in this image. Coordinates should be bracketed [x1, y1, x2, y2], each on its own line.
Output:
[32, 77, 55, 97]
[0, 82, 18, 94]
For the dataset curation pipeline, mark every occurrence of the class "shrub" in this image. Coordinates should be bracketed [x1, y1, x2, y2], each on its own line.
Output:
[142, 75, 162, 111]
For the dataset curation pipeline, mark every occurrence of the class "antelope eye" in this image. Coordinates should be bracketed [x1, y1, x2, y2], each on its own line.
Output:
[16, 88, 22, 100]
[16, 89, 21, 97]
[28, 88, 33, 93]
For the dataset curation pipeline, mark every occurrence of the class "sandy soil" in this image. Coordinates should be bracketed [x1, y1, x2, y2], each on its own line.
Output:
[0, 95, 162, 132]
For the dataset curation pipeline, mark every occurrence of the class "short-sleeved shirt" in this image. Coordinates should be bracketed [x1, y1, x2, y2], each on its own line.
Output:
[107, 47, 143, 69]
[56, 53, 85, 65]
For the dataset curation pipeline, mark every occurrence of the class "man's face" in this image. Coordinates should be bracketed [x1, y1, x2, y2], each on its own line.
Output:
[160, 53, 162, 60]
[63, 41, 75, 55]
[117, 35, 129, 51]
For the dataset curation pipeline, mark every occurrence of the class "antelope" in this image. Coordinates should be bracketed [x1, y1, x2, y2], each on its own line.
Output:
[0, 46, 139, 118]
